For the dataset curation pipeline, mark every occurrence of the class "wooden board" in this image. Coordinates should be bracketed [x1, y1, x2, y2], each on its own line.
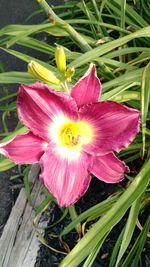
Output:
[0, 164, 43, 267]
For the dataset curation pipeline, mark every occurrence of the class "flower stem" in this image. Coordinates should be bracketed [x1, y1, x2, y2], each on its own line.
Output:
[68, 205, 82, 235]
[61, 80, 69, 93]
[36, 0, 115, 79]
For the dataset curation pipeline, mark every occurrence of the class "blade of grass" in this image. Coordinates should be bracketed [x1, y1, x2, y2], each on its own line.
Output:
[83, 232, 109, 267]
[0, 47, 57, 72]
[36, 0, 115, 79]
[60, 157, 150, 267]
[115, 196, 142, 266]
[68, 26, 150, 68]
[102, 68, 143, 92]
[0, 158, 15, 172]
[113, 91, 140, 103]
[131, 217, 150, 267]
[17, 37, 55, 55]
[91, 0, 108, 36]
[0, 92, 17, 102]
[101, 82, 140, 102]
[61, 195, 119, 236]
[0, 126, 28, 143]
[0, 71, 35, 84]
[66, 19, 130, 34]
[80, 0, 97, 39]
[141, 62, 150, 157]
[121, 216, 150, 267]
[120, 0, 126, 31]
[105, 47, 150, 59]
[109, 230, 124, 267]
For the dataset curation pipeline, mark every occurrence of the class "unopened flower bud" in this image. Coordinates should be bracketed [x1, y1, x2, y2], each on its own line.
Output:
[55, 46, 66, 73]
[28, 61, 60, 85]
[65, 67, 75, 82]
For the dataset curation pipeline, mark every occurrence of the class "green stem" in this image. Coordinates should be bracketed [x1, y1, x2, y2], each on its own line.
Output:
[61, 80, 69, 93]
[36, 0, 90, 51]
[2, 112, 9, 133]
[36, 0, 115, 79]
[69, 205, 81, 235]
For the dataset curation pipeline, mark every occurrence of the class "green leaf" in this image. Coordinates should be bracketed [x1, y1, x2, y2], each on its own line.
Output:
[141, 62, 150, 157]
[0, 47, 57, 72]
[17, 37, 55, 55]
[101, 82, 139, 102]
[121, 216, 150, 267]
[35, 189, 54, 215]
[109, 230, 124, 267]
[60, 157, 150, 267]
[0, 158, 15, 172]
[115, 196, 142, 266]
[120, 0, 126, 31]
[83, 232, 109, 267]
[130, 216, 150, 267]
[61, 194, 118, 236]
[102, 68, 143, 93]
[68, 26, 150, 68]
[0, 126, 28, 143]
[0, 71, 35, 84]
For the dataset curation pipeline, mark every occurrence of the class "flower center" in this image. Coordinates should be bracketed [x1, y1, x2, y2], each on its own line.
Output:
[60, 123, 81, 148]
[50, 116, 94, 159]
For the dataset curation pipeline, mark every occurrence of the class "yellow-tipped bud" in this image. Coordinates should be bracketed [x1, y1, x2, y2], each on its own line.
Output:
[28, 61, 60, 85]
[65, 67, 75, 82]
[55, 46, 67, 73]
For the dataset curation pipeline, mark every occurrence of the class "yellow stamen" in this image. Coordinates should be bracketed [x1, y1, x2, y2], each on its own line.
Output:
[58, 120, 93, 150]
[49, 116, 94, 160]
[60, 123, 80, 148]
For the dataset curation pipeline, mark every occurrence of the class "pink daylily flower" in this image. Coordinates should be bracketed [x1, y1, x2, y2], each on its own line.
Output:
[0, 64, 140, 207]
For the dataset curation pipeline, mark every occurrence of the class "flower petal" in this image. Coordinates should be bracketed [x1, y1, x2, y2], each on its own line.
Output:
[70, 64, 101, 108]
[17, 82, 78, 141]
[39, 144, 91, 207]
[91, 153, 129, 183]
[79, 101, 140, 155]
[0, 132, 46, 164]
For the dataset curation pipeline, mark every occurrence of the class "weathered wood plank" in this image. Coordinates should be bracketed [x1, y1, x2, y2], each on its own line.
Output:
[0, 164, 44, 267]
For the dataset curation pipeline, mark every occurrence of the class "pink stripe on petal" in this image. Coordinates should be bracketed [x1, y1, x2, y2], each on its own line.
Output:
[0, 132, 46, 164]
[17, 83, 78, 141]
[39, 144, 91, 207]
[91, 153, 129, 183]
[70, 64, 101, 108]
[79, 101, 140, 155]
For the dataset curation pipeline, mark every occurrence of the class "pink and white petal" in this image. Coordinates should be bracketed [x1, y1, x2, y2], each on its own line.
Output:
[79, 101, 140, 155]
[39, 144, 92, 207]
[91, 153, 129, 183]
[0, 132, 47, 164]
[70, 64, 101, 108]
[17, 82, 78, 141]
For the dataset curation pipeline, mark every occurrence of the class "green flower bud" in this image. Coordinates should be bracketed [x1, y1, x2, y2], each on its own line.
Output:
[28, 61, 60, 85]
[55, 46, 67, 73]
[65, 67, 75, 82]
